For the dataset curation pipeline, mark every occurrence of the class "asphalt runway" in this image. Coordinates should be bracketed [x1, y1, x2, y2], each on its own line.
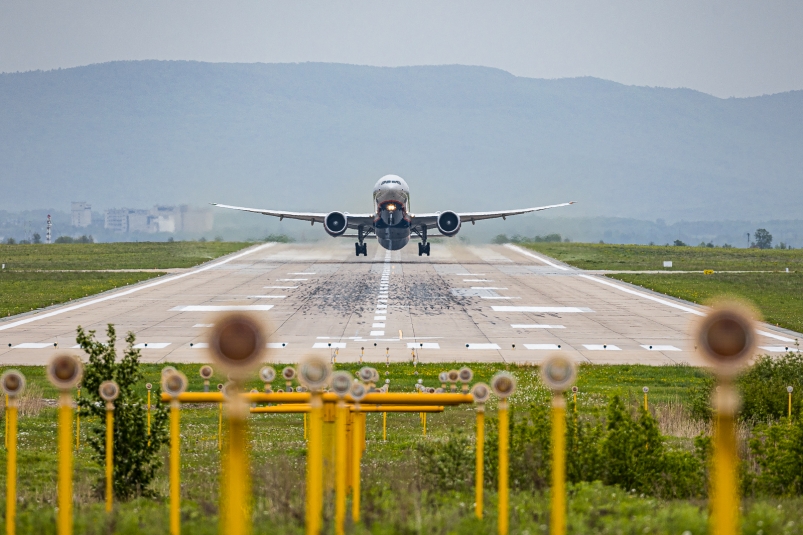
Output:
[0, 242, 800, 366]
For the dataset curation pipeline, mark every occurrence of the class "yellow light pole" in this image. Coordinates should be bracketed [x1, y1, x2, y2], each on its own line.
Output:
[331, 372, 353, 535]
[4, 392, 7, 449]
[200, 365, 213, 392]
[145, 383, 152, 446]
[571, 386, 578, 413]
[207, 312, 270, 535]
[99, 380, 120, 513]
[383, 410, 387, 441]
[693, 302, 758, 535]
[541, 355, 577, 535]
[298, 355, 333, 535]
[2, 370, 25, 535]
[788, 386, 793, 422]
[163, 370, 188, 535]
[350, 382, 368, 524]
[491, 371, 516, 535]
[471, 382, 491, 520]
[643, 386, 649, 412]
[216, 383, 223, 451]
[75, 385, 81, 450]
[47, 354, 83, 535]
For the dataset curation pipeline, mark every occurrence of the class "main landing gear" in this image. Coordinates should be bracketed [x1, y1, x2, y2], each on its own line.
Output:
[355, 242, 368, 256]
[418, 242, 431, 256]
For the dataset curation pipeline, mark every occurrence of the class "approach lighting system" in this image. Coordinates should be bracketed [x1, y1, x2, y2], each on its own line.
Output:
[298, 355, 332, 391]
[260, 366, 276, 383]
[331, 371, 353, 397]
[358, 367, 373, 383]
[458, 367, 473, 383]
[350, 382, 367, 402]
[216, 383, 224, 391]
[146, 383, 153, 391]
[471, 382, 490, 404]
[491, 371, 517, 399]
[282, 367, 297, 381]
[161, 366, 177, 377]
[541, 355, 576, 393]
[199, 365, 214, 380]
[163, 371, 188, 398]
[47, 354, 83, 390]
[99, 381, 120, 403]
[208, 312, 267, 377]
[1, 370, 25, 397]
[694, 302, 757, 377]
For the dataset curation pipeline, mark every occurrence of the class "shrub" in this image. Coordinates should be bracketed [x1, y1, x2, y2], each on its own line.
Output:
[747, 416, 803, 496]
[76, 324, 169, 500]
[739, 351, 803, 421]
[417, 428, 475, 491]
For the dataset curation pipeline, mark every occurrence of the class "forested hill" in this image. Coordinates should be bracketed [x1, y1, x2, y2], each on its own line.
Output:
[1, 61, 801, 221]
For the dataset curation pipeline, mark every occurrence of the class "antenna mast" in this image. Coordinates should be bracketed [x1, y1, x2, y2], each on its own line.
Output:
[46, 214, 52, 244]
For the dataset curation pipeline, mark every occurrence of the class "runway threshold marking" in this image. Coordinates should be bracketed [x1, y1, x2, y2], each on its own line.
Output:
[523, 344, 561, 350]
[511, 324, 565, 329]
[583, 344, 621, 351]
[0, 243, 275, 332]
[641, 345, 681, 351]
[492, 306, 592, 313]
[133, 343, 171, 349]
[170, 305, 275, 312]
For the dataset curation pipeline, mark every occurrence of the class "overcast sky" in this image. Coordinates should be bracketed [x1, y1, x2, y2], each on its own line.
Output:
[1, 0, 801, 98]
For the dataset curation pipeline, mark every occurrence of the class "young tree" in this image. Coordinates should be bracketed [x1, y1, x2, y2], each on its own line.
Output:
[754, 228, 773, 249]
[33, 233, 41, 244]
[76, 324, 169, 500]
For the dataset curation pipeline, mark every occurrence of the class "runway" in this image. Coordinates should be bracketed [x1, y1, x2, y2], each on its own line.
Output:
[0, 242, 799, 366]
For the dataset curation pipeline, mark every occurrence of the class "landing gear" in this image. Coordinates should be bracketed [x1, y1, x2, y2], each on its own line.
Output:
[418, 242, 431, 256]
[355, 242, 368, 256]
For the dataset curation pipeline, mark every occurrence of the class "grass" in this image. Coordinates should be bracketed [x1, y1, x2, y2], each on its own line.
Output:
[609, 272, 803, 334]
[0, 362, 732, 534]
[521, 242, 803, 271]
[0, 241, 252, 270]
[0, 271, 163, 318]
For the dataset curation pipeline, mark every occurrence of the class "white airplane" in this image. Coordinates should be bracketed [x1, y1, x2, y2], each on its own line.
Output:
[213, 175, 574, 256]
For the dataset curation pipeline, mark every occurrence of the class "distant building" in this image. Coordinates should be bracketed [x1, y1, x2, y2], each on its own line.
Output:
[103, 205, 214, 233]
[71, 202, 92, 228]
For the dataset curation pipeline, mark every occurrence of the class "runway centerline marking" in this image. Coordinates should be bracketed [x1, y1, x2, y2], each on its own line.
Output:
[170, 305, 275, 312]
[0, 243, 275, 332]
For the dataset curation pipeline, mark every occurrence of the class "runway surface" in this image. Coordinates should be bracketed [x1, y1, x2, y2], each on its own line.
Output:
[0, 242, 800, 366]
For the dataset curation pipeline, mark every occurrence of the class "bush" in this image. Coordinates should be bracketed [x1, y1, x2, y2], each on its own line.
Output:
[264, 234, 295, 243]
[76, 324, 169, 500]
[747, 416, 803, 496]
[417, 428, 475, 491]
[739, 351, 803, 421]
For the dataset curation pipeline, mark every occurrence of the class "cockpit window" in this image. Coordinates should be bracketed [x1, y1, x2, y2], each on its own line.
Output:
[380, 180, 402, 186]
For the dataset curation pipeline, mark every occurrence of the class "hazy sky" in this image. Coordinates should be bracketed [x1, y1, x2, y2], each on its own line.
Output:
[1, 0, 801, 98]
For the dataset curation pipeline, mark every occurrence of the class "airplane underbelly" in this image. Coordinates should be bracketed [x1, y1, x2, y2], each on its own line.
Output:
[375, 221, 410, 251]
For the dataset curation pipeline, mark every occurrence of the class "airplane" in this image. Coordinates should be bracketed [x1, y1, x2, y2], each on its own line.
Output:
[212, 175, 575, 256]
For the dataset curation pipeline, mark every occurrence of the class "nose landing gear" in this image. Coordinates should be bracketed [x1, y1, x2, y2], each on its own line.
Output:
[355, 242, 368, 256]
[418, 242, 431, 256]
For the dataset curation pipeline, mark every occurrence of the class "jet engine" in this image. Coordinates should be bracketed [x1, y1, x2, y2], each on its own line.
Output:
[324, 212, 348, 237]
[436, 211, 461, 237]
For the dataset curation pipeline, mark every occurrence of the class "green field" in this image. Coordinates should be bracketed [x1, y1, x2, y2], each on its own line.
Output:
[522, 242, 803, 271]
[0, 241, 252, 270]
[0, 361, 800, 534]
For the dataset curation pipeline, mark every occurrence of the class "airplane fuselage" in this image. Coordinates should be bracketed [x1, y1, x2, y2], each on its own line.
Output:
[372, 175, 412, 251]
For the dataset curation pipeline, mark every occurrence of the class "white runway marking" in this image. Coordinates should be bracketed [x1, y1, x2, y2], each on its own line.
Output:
[374, 316, 386, 321]
[760, 346, 801, 353]
[493, 306, 592, 313]
[372, 323, 385, 328]
[456, 273, 485, 276]
[247, 295, 286, 299]
[313, 342, 346, 349]
[0, 243, 275, 332]
[264, 286, 298, 289]
[370, 331, 385, 336]
[511, 324, 565, 329]
[278, 278, 307, 281]
[523, 344, 562, 350]
[190, 343, 208, 349]
[481, 296, 518, 300]
[504, 244, 570, 271]
[133, 343, 171, 349]
[583, 344, 621, 351]
[577, 275, 704, 316]
[267, 343, 288, 348]
[466, 343, 500, 350]
[12, 343, 54, 349]
[170, 305, 275, 312]
[472, 287, 507, 290]
[407, 343, 440, 349]
[289, 272, 316, 275]
[376, 304, 388, 309]
[758, 330, 798, 342]
[641, 345, 681, 351]
[192, 324, 214, 328]
[464, 279, 492, 282]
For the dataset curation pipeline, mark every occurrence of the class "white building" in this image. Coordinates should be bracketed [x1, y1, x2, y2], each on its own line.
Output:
[103, 205, 214, 234]
[71, 202, 92, 228]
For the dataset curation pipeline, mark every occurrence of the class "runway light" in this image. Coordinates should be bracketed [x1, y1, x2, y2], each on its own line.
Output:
[162, 371, 187, 535]
[199, 365, 213, 392]
[331, 371, 352, 535]
[491, 371, 517, 535]
[471, 382, 490, 520]
[99, 380, 120, 513]
[2, 370, 25, 535]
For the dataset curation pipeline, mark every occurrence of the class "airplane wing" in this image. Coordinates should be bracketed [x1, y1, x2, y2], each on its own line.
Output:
[413, 202, 575, 229]
[211, 203, 375, 228]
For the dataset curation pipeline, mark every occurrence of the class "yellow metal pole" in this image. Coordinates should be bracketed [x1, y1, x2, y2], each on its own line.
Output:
[58, 392, 74, 535]
[644, 392, 648, 412]
[475, 408, 485, 520]
[224, 398, 250, 535]
[383, 411, 387, 441]
[550, 395, 567, 535]
[105, 406, 114, 512]
[304, 412, 308, 441]
[789, 392, 792, 421]
[711, 385, 739, 535]
[306, 393, 323, 535]
[335, 401, 348, 535]
[4, 393, 7, 449]
[218, 402, 223, 451]
[170, 400, 181, 535]
[75, 388, 81, 450]
[572, 392, 577, 413]
[147, 389, 151, 445]
[6, 399, 17, 535]
[423, 412, 427, 436]
[498, 399, 509, 535]
[352, 406, 362, 524]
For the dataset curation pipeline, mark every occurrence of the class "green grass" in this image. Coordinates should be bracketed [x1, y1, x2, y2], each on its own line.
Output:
[521, 242, 803, 271]
[0, 241, 252, 270]
[0, 271, 163, 318]
[609, 272, 803, 334]
[0, 362, 791, 534]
